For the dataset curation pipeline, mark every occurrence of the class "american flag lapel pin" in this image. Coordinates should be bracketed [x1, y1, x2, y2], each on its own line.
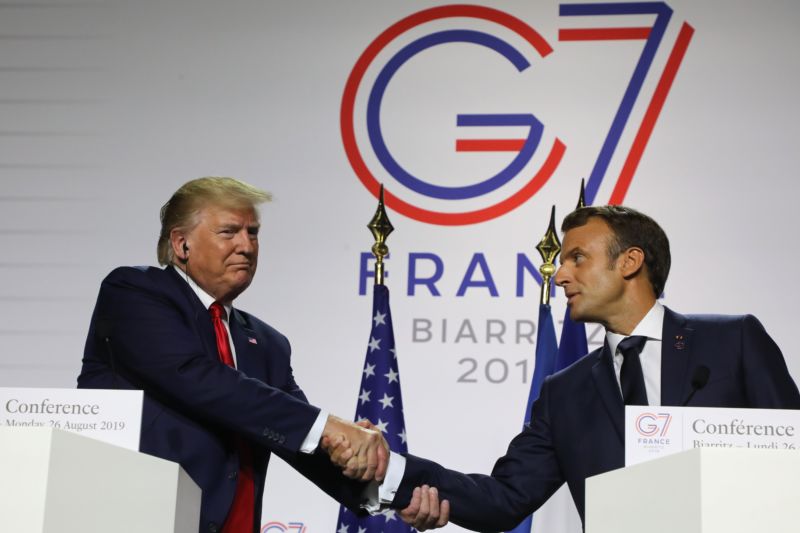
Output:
[674, 334, 685, 350]
[248, 337, 258, 345]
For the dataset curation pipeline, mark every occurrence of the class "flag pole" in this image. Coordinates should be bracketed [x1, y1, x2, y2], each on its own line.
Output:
[367, 184, 394, 286]
[535, 206, 561, 305]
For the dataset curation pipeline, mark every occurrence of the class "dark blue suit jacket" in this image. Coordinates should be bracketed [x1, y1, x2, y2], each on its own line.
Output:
[78, 266, 364, 533]
[396, 307, 800, 531]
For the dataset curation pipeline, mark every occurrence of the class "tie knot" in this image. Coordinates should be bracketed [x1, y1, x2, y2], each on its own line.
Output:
[618, 335, 647, 357]
[209, 302, 226, 321]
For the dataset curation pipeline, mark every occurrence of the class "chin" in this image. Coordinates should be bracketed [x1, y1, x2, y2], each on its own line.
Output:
[568, 306, 588, 323]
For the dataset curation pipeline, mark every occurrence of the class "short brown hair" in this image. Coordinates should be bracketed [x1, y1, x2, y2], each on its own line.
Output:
[157, 177, 271, 265]
[561, 205, 671, 297]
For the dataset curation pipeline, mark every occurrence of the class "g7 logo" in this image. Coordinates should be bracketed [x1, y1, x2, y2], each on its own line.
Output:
[636, 412, 673, 437]
[341, 3, 693, 225]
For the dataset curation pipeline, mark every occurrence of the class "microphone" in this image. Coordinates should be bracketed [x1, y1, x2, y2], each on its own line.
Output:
[681, 366, 710, 406]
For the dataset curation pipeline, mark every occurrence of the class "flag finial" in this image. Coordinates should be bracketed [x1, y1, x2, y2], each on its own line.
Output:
[367, 184, 394, 286]
[577, 178, 586, 209]
[536, 205, 561, 305]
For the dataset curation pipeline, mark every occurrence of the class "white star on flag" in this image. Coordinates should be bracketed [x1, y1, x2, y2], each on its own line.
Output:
[359, 389, 371, 405]
[384, 368, 399, 384]
[382, 509, 397, 522]
[368, 336, 381, 352]
[363, 363, 376, 378]
[398, 428, 407, 444]
[375, 419, 389, 433]
[338, 524, 350, 533]
[379, 393, 394, 409]
[373, 310, 386, 326]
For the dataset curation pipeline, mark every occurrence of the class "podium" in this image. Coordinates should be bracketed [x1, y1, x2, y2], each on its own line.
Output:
[586, 448, 800, 532]
[0, 427, 201, 533]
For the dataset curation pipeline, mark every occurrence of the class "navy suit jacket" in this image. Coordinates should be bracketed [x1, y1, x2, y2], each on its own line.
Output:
[396, 307, 800, 531]
[78, 266, 364, 533]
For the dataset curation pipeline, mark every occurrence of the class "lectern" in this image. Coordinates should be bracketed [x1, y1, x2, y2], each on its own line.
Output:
[586, 448, 799, 533]
[0, 427, 200, 533]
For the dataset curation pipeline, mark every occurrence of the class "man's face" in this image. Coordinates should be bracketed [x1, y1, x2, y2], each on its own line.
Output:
[555, 217, 626, 326]
[184, 204, 260, 303]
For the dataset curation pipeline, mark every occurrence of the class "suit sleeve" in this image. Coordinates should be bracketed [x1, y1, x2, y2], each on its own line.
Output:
[394, 377, 565, 532]
[91, 267, 321, 454]
[741, 315, 800, 408]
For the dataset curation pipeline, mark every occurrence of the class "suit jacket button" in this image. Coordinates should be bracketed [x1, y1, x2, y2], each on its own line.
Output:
[228, 471, 237, 480]
[209, 522, 219, 533]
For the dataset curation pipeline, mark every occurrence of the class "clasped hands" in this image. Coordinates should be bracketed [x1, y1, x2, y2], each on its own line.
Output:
[321, 416, 449, 530]
[322, 415, 389, 481]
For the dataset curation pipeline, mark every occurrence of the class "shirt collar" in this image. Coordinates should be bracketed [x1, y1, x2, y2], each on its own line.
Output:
[606, 301, 664, 354]
[170, 265, 233, 320]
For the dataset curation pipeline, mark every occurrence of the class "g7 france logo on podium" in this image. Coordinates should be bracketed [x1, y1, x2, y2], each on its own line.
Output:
[636, 412, 673, 437]
[341, 3, 693, 225]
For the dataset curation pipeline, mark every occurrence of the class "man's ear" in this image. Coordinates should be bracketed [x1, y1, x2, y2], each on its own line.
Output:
[169, 228, 188, 263]
[619, 247, 645, 279]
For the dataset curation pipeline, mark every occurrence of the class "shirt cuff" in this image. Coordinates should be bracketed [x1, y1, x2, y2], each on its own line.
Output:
[299, 410, 328, 454]
[362, 451, 407, 514]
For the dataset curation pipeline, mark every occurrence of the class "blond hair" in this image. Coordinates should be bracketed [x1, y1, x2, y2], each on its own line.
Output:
[157, 177, 271, 265]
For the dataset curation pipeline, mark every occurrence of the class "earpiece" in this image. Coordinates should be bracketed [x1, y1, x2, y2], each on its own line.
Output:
[181, 243, 189, 263]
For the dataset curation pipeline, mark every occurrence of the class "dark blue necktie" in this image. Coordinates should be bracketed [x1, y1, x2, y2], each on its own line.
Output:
[618, 335, 649, 405]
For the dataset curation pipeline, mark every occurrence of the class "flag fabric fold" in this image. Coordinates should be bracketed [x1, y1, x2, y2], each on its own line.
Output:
[335, 284, 412, 533]
[556, 310, 588, 372]
[507, 304, 589, 533]
[506, 302, 559, 533]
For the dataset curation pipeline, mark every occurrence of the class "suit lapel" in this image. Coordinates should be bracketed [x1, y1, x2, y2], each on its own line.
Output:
[165, 267, 220, 361]
[592, 339, 625, 441]
[660, 307, 694, 406]
[229, 309, 268, 381]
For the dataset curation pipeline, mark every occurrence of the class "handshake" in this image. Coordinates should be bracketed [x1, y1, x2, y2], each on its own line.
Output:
[321, 415, 450, 531]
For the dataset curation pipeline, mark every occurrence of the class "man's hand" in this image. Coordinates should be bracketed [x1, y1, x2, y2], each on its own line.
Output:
[321, 415, 389, 482]
[399, 485, 450, 531]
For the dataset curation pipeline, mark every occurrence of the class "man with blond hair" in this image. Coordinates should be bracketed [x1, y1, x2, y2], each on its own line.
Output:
[79, 177, 393, 533]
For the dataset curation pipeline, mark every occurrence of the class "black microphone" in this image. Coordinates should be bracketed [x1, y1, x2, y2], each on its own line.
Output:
[681, 366, 710, 406]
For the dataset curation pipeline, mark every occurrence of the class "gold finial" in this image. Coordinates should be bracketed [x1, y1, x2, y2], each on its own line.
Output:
[577, 178, 586, 209]
[536, 205, 561, 305]
[367, 184, 394, 286]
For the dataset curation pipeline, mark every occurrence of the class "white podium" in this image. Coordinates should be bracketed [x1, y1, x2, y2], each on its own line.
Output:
[0, 427, 201, 533]
[586, 448, 800, 533]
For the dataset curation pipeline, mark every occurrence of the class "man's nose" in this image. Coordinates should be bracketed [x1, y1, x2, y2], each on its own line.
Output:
[554, 264, 567, 286]
[235, 231, 255, 254]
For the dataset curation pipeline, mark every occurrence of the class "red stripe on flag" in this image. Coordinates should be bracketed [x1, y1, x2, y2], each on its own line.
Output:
[559, 27, 651, 41]
[456, 139, 526, 152]
[609, 22, 694, 205]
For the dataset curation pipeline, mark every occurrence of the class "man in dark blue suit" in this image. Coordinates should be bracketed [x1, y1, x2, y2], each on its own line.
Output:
[391, 206, 800, 531]
[78, 177, 393, 533]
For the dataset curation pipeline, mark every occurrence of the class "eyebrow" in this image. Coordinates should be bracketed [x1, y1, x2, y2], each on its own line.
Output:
[559, 246, 583, 261]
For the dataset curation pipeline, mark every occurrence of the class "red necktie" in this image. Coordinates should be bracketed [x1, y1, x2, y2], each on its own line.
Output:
[210, 302, 255, 533]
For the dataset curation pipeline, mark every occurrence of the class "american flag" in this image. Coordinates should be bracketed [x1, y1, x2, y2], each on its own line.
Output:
[335, 283, 412, 533]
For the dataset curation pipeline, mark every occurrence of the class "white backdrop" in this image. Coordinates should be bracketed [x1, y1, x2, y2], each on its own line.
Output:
[2, 1, 799, 532]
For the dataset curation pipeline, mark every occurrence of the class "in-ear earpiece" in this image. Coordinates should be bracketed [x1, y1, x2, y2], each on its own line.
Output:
[180, 243, 189, 263]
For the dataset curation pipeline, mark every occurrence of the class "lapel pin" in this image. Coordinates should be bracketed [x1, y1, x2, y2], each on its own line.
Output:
[248, 337, 258, 345]
[674, 334, 685, 350]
